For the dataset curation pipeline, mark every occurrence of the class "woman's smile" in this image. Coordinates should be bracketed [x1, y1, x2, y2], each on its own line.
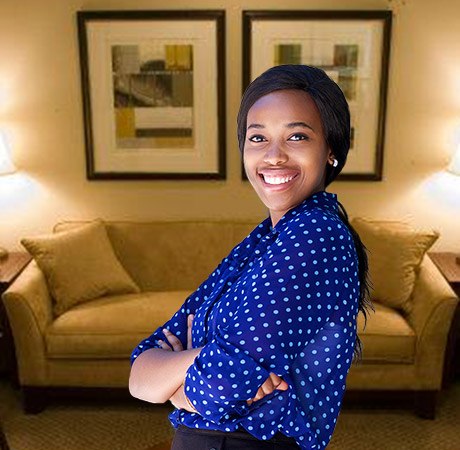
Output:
[258, 171, 300, 190]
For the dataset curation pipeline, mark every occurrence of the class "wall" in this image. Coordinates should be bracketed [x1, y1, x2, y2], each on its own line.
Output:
[0, 0, 459, 252]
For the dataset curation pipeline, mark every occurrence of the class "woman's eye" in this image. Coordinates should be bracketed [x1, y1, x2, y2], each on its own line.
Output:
[248, 135, 266, 143]
[289, 133, 309, 141]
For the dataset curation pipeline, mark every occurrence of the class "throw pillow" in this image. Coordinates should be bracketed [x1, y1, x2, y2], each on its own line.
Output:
[350, 216, 439, 315]
[21, 219, 140, 316]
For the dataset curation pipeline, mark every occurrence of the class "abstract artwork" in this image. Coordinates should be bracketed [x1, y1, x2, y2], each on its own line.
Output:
[78, 10, 225, 179]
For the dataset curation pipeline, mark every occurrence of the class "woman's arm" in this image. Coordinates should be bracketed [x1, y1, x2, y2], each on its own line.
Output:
[129, 345, 202, 403]
[130, 314, 203, 404]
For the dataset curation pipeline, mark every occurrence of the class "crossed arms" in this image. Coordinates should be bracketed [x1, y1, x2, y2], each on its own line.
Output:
[129, 314, 288, 413]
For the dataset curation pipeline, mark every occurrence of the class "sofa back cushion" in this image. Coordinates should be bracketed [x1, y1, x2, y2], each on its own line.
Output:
[54, 220, 259, 292]
[22, 220, 140, 316]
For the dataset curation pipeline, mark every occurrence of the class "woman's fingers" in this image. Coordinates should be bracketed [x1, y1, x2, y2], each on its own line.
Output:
[187, 314, 195, 350]
[258, 377, 276, 398]
[247, 385, 269, 405]
[269, 372, 289, 391]
[157, 339, 172, 351]
[162, 328, 184, 351]
[246, 373, 288, 405]
[160, 315, 194, 352]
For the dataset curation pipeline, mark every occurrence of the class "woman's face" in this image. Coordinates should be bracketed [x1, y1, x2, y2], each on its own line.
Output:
[243, 89, 334, 228]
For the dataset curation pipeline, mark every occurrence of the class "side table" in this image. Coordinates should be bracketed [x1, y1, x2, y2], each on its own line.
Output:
[428, 252, 460, 388]
[0, 252, 32, 385]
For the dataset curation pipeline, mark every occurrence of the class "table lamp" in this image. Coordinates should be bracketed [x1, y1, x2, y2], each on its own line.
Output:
[0, 131, 16, 260]
[446, 142, 460, 265]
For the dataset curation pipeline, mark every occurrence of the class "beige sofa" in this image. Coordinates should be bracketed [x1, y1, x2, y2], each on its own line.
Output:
[2, 219, 458, 417]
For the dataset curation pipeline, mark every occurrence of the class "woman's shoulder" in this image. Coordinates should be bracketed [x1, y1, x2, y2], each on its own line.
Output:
[274, 206, 356, 257]
[281, 205, 347, 238]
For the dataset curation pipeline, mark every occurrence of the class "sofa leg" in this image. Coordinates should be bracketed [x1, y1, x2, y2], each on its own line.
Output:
[414, 390, 437, 419]
[22, 387, 48, 414]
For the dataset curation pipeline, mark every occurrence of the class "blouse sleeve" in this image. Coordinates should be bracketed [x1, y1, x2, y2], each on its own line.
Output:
[130, 252, 233, 365]
[183, 215, 359, 425]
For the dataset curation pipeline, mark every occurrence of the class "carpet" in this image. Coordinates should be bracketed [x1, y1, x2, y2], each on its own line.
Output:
[1, 378, 459, 450]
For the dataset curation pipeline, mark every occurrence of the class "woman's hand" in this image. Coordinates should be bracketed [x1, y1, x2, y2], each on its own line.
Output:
[246, 372, 288, 406]
[169, 383, 198, 413]
[158, 314, 194, 351]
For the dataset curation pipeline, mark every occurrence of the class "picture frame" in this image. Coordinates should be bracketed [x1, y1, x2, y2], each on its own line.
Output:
[242, 10, 392, 181]
[77, 10, 226, 180]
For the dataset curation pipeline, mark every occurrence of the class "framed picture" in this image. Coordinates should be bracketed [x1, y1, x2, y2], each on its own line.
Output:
[77, 10, 226, 180]
[242, 10, 392, 181]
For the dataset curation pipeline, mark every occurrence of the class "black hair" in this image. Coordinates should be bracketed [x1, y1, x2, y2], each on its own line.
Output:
[237, 64, 374, 364]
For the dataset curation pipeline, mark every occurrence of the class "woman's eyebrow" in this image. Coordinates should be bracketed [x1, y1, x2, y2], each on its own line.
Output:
[285, 121, 315, 132]
[247, 123, 264, 130]
[246, 122, 316, 132]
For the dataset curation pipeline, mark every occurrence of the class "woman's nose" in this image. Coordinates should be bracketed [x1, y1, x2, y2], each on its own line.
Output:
[263, 142, 288, 165]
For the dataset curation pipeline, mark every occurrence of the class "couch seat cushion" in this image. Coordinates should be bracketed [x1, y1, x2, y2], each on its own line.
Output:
[46, 291, 191, 359]
[357, 301, 416, 364]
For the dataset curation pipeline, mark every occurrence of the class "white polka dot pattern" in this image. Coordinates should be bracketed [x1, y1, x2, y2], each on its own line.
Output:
[131, 190, 360, 450]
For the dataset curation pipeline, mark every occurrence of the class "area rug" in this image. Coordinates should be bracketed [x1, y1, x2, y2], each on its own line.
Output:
[0, 380, 175, 450]
[1, 378, 459, 450]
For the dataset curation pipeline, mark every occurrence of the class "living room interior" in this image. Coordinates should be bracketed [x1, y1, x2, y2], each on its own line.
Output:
[1, 0, 460, 449]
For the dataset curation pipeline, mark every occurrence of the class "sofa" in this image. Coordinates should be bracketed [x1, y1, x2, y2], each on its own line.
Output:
[2, 218, 458, 418]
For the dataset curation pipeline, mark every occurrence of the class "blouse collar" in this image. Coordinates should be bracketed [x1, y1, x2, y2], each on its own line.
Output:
[230, 190, 339, 267]
[263, 190, 339, 236]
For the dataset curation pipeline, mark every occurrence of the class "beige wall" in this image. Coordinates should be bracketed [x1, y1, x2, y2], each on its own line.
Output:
[0, 0, 459, 252]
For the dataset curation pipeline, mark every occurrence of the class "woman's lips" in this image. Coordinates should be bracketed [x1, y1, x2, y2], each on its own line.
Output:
[258, 172, 300, 190]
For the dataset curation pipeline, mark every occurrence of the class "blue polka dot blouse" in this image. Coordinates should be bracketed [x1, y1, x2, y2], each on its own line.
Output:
[131, 190, 360, 450]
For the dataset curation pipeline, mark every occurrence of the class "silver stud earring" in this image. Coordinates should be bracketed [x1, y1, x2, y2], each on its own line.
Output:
[331, 159, 338, 167]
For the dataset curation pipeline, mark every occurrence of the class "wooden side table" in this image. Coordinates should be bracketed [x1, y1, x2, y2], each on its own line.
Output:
[0, 252, 32, 384]
[428, 252, 460, 388]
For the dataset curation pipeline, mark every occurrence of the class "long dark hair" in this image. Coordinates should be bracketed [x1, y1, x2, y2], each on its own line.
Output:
[237, 64, 374, 364]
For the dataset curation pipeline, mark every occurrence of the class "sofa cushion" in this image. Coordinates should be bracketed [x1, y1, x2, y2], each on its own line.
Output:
[45, 290, 191, 359]
[357, 301, 416, 364]
[350, 216, 439, 316]
[21, 220, 140, 316]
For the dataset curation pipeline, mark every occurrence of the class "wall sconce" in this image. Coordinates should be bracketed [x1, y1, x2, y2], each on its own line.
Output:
[0, 130, 16, 260]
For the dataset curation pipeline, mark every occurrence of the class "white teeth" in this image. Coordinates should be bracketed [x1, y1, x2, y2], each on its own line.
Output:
[263, 174, 296, 185]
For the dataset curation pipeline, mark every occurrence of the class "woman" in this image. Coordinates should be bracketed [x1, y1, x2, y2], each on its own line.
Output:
[129, 64, 373, 450]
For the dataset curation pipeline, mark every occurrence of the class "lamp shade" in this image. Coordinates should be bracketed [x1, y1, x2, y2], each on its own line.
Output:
[448, 143, 460, 176]
[0, 131, 16, 175]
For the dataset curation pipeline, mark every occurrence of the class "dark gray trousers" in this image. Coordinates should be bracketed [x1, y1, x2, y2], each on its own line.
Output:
[171, 424, 300, 450]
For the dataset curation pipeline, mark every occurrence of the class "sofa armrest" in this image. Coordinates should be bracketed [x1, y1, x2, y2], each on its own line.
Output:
[2, 261, 53, 385]
[407, 255, 459, 389]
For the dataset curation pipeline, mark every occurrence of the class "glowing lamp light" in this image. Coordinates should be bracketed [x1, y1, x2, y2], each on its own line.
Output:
[0, 131, 16, 260]
[447, 143, 460, 176]
[0, 131, 16, 175]
[446, 140, 460, 265]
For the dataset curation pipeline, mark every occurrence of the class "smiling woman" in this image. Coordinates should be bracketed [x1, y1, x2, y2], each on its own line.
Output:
[129, 65, 373, 450]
